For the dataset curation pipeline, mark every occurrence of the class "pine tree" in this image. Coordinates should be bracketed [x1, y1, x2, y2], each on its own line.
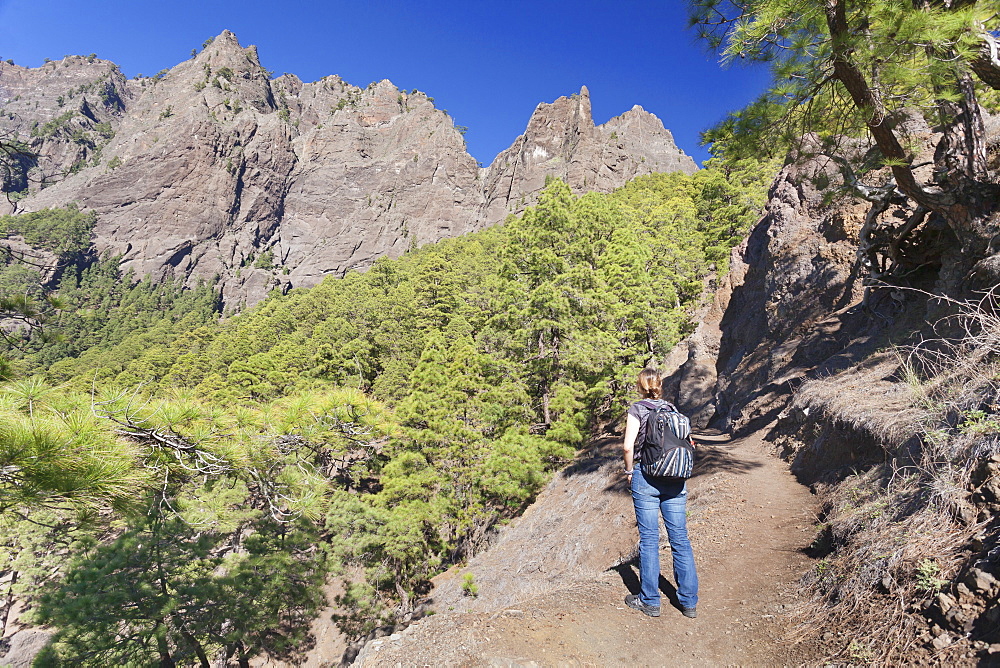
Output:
[0, 379, 150, 513]
[689, 0, 1000, 272]
[36, 513, 326, 667]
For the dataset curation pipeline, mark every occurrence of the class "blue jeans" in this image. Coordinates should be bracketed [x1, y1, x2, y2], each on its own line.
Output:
[631, 468, 699, 609]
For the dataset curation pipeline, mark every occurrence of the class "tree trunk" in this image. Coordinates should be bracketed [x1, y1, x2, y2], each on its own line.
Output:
[934, 73, 988, 186]
[156, 619, 176, 668]
[395, 580, 411, 614]
[173, 617, 210, 668]
[236, 641, 251, 668]
[0, 571, 17, 638]
[824, 0, 953, 215]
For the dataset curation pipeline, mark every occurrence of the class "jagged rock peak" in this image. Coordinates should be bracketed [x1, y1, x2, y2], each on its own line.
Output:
[478, 86, 697, 221]
[199, 30, 254, 58]
[213, 29, 241, 45]
[524, 85, 594, 135]
[189, 31, 269, 78]
[2, 35, 698, 308]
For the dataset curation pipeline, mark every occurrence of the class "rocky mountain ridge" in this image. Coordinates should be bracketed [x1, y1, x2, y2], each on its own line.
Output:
[0, 30, 696, 306]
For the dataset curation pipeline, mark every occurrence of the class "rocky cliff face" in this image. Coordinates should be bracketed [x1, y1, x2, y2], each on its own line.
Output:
[0, 31, 696, 306]
[664, 143, 888, 430]
[478, 86, 695, 222]
[665, 121, 948, 431]
[0, 55, 131, 194]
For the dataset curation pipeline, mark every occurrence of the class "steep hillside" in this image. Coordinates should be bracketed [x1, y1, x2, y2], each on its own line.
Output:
[0, 166, 775, 667]
[0, 31, 695, 307]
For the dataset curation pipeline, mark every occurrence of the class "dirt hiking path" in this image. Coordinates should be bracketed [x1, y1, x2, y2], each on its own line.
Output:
[358, 426, 823, 666]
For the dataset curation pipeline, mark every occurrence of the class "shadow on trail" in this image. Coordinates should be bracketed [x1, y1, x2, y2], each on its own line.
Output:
[731, 405, 786, 440]
[611, 558, 683, 614]
[561, 433, 763, 496]
[690, 443, 763, 479]
[560, 435, 621, 477]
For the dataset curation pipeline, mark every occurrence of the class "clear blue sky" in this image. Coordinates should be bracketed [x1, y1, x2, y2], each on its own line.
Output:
[0, 0, 769, 167]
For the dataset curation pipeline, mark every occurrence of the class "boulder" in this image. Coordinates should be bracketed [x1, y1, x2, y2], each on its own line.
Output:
[965, 567, 998, 595]
[0, 629, 52, 668]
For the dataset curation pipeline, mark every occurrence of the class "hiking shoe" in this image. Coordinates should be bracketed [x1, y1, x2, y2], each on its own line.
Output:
[682, 606, 698, 618]
[625, 594, 660, 618]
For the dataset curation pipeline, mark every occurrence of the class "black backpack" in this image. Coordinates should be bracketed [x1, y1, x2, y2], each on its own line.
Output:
[638, 400, 694, 479]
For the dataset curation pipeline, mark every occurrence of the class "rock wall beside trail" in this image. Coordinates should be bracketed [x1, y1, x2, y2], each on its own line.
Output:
[665, 138, 932, 430]
[0, 31, 696, 307]
[662, 107, 996, 433]
[712, 151, 872, 429]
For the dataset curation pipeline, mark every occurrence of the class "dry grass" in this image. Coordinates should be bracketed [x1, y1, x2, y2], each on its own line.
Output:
[793, 353, 932, 447]
[788, 463, 977, 664]
[785, 289, 1000, 664]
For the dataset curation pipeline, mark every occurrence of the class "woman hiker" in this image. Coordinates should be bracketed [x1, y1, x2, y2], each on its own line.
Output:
[622, 367, 699, 618]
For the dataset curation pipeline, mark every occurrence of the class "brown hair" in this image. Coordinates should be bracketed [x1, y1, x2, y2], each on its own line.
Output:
[636, 367, 662, 399]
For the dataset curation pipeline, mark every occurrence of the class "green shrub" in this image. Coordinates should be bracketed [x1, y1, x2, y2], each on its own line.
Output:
[461, 573, 478, 597]
[0, 206, 95, 255]
[915, 559, 947, 592]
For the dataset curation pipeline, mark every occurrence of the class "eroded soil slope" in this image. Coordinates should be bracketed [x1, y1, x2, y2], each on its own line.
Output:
[356, 428, 822, 666]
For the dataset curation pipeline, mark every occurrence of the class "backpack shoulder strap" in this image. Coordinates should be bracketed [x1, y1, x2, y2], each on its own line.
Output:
[638, 399, 678, 412]
[634, 400, 657, 449]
